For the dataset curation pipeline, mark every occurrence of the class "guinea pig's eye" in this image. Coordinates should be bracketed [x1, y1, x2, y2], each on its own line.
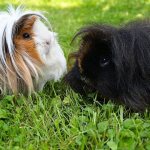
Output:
[23, 33, 31, 39]
[99, 56, 110, 67]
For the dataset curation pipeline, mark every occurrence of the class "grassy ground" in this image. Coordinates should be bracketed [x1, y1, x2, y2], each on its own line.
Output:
[0, 0, 150, 149]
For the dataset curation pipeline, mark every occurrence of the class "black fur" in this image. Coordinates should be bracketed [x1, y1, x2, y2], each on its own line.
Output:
[65, 20, 150, 111]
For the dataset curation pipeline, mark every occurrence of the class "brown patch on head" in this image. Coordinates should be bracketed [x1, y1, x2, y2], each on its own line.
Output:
[13, 16, 43, 64]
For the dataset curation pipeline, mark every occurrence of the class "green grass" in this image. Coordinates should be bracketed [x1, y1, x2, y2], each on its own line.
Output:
[0, 0, 150, 149]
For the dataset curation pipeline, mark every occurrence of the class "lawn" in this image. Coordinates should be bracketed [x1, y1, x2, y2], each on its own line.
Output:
[0, 0, 150, 149]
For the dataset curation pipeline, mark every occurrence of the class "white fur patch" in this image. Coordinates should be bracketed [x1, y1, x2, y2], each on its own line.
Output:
[32, 19, 67, 90]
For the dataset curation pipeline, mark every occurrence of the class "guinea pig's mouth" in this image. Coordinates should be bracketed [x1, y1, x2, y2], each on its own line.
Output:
[80, 75, 96, 90]
[45, 45, 51, 55]
[80, 76, 116, 101]
[80, 76, 90, 85]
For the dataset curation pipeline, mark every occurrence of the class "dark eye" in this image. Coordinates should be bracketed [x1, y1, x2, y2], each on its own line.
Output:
[99, 56, 110, 67]
[23, 33, 31, 39]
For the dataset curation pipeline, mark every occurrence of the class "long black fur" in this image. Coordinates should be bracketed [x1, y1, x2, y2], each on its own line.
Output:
[65, 19, 150, 111]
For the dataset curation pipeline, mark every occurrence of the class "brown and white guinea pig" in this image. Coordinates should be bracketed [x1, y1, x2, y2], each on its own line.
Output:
[0, 5, 66, 95]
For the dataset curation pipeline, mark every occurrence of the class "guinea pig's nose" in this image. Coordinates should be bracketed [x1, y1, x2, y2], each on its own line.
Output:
[46, 41, 50, 45]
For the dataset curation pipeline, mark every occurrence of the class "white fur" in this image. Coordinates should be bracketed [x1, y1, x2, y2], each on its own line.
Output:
[32, 19, 67, 90]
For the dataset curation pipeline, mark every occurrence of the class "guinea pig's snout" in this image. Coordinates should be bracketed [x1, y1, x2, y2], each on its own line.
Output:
[46, 41, 50, 45]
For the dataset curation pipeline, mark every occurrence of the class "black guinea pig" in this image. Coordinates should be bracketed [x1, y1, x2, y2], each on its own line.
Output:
[65, 20, 150, 111]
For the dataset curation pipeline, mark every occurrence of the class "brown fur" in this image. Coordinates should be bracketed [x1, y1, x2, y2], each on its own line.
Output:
[6, 54, 17, 93]
[67, 52, 78, 70]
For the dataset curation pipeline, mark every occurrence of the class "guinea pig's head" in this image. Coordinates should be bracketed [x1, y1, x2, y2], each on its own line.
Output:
[65, 25, 118, 98]
[0, 6, 66, 94]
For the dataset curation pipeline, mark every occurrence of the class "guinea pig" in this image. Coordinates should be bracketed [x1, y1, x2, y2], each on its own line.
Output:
[0, 5, 66, 95]
[65, 20, 150, 111]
